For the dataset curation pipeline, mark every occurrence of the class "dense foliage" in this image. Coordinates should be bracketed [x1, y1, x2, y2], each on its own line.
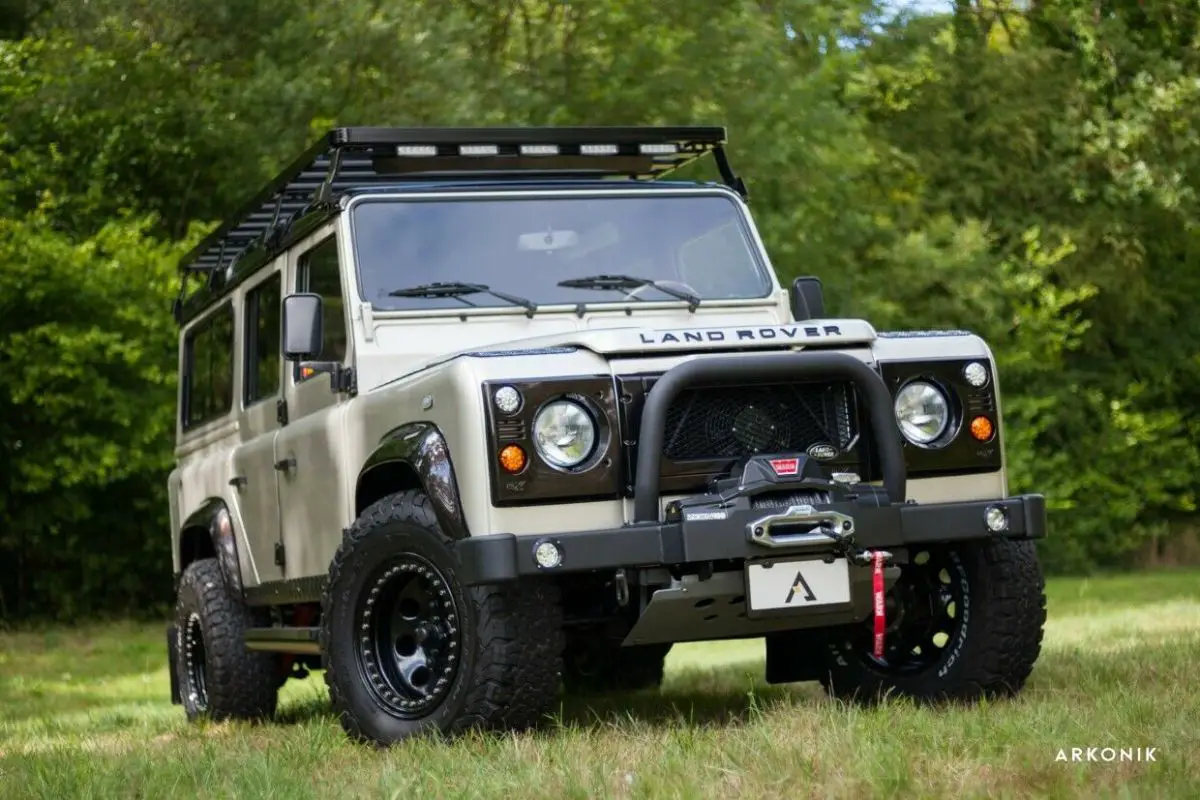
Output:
[1, 0, 1197, 619]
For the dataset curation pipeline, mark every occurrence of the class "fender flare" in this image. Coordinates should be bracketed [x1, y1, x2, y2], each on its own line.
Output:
[356, 422, 470, 540]
[179, 498, 244, 597]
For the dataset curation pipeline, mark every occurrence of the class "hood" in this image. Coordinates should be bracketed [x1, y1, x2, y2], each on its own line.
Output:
[359, 316, 879, 392]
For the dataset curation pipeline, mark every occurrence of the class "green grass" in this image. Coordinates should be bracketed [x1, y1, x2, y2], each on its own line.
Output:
[2, 568, 1198, 799]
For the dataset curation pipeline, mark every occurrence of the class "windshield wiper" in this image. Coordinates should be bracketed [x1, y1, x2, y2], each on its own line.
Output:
[556, 274, 701, 312]
[387, 282, 538, 318]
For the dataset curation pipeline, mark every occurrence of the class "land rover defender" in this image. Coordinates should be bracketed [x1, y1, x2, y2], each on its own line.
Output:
[166, 126, 1047, 745]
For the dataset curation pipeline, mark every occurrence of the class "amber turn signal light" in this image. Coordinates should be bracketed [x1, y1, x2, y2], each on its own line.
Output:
[969, 416, 995, 442]
[498, 444, 527, 473]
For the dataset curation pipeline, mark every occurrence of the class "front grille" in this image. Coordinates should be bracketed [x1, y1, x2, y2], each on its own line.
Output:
[660, 382, 857, 461]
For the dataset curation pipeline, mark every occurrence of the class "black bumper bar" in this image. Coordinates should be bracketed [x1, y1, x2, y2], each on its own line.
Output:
[457, 493, 1046, 586]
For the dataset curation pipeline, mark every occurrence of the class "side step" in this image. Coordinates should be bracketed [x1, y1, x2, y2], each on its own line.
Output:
[244, 626, 321, 655]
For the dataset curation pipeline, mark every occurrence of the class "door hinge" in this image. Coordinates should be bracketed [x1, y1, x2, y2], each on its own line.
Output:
[332, 365, 357, 396]
[276, 398, 289, 426]
[274, 542, 286, 568]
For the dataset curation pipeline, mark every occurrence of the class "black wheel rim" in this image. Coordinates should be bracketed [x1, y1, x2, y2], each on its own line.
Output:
[182, 612, 209, 710]
[854, 548, 968, 675]
[355, 555, 461, 719]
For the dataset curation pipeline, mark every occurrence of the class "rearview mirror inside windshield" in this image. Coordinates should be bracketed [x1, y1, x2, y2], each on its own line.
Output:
[517, 229, 579, 252]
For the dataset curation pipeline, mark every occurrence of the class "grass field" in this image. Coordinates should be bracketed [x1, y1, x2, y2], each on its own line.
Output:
[1, 568, 1198, 799]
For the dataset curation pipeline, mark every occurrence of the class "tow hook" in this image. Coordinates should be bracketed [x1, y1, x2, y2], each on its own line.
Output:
[614, 568, 630, 607]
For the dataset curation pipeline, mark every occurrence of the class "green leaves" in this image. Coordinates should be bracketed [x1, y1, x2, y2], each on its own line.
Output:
[1, 0, 1197, 618]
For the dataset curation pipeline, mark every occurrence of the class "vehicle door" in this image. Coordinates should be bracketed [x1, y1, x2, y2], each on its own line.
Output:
[274, 233, 355, 578]
[229, 264, 287, 585]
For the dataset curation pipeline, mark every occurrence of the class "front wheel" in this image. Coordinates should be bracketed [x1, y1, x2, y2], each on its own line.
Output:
[820, 538, 1046, 703]
[321, 491, 565, 745]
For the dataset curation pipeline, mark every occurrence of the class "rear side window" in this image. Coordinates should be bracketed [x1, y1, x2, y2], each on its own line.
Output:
[244, 273, 282, 404]
[182, 302, 234, 429]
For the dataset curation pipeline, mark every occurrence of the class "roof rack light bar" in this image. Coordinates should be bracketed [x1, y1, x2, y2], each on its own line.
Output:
[175, 126, 741, 293]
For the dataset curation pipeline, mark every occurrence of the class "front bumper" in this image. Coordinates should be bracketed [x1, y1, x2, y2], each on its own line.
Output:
[457, 491, 1046, 586]
[457, 350, 1044, 588]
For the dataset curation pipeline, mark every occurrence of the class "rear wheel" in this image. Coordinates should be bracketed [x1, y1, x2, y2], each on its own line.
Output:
[820, 538, 1045, 702]
[321, 490, 564, 745]
[174, 558, 279, 721]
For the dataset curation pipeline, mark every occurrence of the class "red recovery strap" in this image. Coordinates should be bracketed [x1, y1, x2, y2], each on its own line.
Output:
[872, 550, 887, 660]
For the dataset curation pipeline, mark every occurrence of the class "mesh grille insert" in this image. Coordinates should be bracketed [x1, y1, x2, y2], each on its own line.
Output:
[660, 382, 856, 461]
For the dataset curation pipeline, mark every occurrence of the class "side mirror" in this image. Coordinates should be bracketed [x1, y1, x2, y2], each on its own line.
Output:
[282, 293, 323, 361]
[790, 276, 825, 320]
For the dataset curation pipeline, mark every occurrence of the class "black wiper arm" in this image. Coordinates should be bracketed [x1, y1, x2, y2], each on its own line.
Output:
[387, 281, 537, 317]
[556, 274, 701, 311]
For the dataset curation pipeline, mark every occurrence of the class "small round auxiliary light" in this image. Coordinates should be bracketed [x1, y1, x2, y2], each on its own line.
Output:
[963, 361, 989, 388]
[498, 444, 527, 473]
[969, 416, 995, 442]
[493, 386, 522, 415]
[985, 505, 1009, 533]
[533, 540, 563, 569]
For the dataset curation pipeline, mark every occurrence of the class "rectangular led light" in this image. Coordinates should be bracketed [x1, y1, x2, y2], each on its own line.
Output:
[581, 143, 619, 156]
[519, 143, 560, 156]
[639, 143, 678, 155]
[460, 144, 500, 156]
[396, 145, 437, 157]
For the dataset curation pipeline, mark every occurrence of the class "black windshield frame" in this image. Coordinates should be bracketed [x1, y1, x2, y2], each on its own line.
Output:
[346, 189, 774, 312]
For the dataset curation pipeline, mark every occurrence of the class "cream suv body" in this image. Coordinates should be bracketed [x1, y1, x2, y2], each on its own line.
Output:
[164, 127, 1047, 745]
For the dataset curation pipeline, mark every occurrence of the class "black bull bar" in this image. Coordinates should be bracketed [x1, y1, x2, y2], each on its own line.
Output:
[630, 351, 906, 521]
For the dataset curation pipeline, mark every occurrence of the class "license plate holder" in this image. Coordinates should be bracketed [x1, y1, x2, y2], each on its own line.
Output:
[744, 556, 852, 616]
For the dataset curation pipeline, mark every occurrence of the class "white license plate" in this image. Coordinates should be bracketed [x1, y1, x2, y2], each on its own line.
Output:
[746, 558, 851, 612]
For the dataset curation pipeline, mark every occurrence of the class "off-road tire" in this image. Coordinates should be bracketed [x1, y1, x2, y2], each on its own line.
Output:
[321, 490, 564, 746]
[562, 638, 671, 694]
[174, 558, 279, 721]
[820, 538, 1046, 703]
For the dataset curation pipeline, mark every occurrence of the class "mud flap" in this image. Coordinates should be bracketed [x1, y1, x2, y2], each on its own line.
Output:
[167, 624, 182, 705]
[764, 629, 828, 684]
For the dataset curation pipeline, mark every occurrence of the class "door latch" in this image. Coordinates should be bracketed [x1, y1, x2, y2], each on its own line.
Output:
[273, 457, 297, 472]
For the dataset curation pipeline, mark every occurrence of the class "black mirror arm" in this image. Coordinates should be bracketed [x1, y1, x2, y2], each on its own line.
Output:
[297, 360, 357, 395]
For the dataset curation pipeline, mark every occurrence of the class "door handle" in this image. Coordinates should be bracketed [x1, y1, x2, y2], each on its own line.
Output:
[229, 475, 248, 489]
[273, 457, 297, 472]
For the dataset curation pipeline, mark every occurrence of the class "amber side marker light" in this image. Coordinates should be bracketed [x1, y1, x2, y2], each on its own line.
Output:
[498, 444, 527, 473]
[970, 416, 995, 442]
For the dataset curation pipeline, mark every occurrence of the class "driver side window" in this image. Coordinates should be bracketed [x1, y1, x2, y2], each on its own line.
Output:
[295, 237, 346, 381]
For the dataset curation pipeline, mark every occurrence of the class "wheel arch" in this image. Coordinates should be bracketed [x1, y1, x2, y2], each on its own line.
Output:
[177, 498, 244, 598]
[355, 422, 469, 540]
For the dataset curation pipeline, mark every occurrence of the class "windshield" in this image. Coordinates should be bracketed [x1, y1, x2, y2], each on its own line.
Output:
[349, 192, 773, 311]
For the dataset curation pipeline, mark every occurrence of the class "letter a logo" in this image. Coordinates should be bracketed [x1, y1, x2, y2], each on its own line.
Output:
[785, 570, 817, 604]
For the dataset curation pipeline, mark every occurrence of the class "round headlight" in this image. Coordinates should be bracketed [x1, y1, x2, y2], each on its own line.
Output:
[894, 381, 951, 445]
[532, 400, 597, 468]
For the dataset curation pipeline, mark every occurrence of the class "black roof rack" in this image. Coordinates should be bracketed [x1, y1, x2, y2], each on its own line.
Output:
[176, 126, 741, 276]
[171, 125, 746, 324]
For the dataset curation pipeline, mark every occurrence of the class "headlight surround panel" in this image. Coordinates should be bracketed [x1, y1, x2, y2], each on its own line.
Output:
[482, 376, 620, 506]
[878, 358, 1003, 478]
